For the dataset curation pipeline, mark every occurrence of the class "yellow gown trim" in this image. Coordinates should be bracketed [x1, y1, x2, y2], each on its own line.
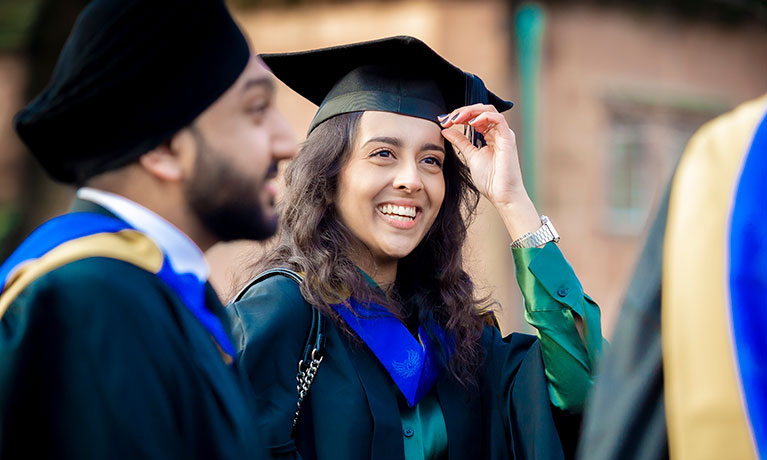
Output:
[662, 95, 766, 460]
[0, 229, 164, 318]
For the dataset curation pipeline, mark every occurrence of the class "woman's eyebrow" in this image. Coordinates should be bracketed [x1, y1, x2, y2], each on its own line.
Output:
[421, 143, 446, 154]
[362, 136, 401, 148]
[361, 137, 445, 155]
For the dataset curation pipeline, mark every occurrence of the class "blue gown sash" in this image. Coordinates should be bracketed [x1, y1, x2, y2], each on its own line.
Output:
[0, 212, 236, 362]
[333, 297, 447, 407]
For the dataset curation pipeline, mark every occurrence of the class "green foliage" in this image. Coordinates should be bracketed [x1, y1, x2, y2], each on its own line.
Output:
[0, 203, 20, 257]
[0, 0, 44, 52]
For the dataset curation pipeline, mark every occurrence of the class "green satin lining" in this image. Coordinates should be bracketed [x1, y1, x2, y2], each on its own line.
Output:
[512, 242, 604, 412]
[400, 391, 448, 460]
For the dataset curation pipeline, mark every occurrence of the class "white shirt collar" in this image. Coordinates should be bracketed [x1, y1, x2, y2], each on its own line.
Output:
[76, 187, 209, 282]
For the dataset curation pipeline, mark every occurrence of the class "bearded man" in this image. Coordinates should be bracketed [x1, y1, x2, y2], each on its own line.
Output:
[0, 0, 296, 458]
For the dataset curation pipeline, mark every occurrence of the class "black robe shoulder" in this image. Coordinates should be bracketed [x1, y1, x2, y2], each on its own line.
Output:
[0, 257, 267, 459]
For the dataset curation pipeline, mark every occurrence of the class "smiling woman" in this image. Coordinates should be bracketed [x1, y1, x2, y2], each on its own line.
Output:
[335, 112, 446, 285]
[227, 36, 605, 460]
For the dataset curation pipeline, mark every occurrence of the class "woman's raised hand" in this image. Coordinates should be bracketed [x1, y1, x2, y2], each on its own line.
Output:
[439, 104, 541, 240]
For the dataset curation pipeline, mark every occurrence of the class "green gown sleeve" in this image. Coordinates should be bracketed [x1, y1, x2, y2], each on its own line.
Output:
[397, 242, 603, 460]
[512, 241, 605, 412]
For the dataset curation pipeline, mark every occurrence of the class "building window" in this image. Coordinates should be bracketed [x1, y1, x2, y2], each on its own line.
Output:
[605, 99, 722, 235]
[608, 115, 650, 232]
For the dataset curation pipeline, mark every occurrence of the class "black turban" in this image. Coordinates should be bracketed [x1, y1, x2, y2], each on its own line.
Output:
[14, 0, 250, 184]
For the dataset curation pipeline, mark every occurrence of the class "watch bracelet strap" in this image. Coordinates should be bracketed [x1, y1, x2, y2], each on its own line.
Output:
[510, 231, 533, 248]
[510, 222, 555, 249]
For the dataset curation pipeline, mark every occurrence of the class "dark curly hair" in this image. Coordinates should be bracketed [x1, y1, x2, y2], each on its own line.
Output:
[248, 112, 493, 386]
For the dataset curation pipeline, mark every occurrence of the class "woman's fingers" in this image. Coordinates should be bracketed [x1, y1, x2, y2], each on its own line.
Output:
[438, 103, 500, 128]
[466, 111, 508, 138]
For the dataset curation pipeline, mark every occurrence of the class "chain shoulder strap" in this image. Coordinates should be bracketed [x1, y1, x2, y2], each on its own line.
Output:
[295, 346, 323, 427]
[233, 268, 325, 429]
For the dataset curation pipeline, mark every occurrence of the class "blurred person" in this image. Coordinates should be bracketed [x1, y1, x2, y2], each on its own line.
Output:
[227, 36, 605, 460]
[0, 0, 296, 458]
[577, 94, 767, 460]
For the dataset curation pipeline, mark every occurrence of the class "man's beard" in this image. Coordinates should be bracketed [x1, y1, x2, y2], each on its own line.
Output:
[186, 128, 277, 242]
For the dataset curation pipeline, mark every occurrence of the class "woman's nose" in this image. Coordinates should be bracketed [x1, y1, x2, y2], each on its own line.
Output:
[392, 161, 424, 193]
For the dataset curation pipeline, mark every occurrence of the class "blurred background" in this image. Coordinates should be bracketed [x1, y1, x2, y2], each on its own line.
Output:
[1, 0, 765, 337]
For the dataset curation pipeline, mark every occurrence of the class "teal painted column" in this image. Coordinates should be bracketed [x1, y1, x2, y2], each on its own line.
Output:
[515, 3, 545, 204]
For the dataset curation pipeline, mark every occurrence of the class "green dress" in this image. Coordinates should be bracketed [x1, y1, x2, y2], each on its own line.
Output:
[228, 242, 603, 459]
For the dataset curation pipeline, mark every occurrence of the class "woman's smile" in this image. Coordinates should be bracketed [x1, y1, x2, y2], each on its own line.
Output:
[375, 202, 420, 229]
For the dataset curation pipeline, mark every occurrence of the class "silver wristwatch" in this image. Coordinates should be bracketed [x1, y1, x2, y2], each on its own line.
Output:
[510, 215, 560, 249]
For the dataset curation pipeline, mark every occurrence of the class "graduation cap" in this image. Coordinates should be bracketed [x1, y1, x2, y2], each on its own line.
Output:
[260, 35, 513, 144]
[14, 0, 250, 184]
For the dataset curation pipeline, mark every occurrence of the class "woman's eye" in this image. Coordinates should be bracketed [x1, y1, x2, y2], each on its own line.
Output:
[371, 149, 393, 158]
[422, 156, 443, 168]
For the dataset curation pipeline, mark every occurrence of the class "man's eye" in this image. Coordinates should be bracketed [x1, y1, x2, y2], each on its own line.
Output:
[246, 103, 269, 115]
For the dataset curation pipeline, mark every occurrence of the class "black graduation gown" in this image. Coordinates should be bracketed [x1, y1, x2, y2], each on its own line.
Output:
[576, 182, 672, 460]
[0, 201, 267, 459]
[229, 274, 569, 460]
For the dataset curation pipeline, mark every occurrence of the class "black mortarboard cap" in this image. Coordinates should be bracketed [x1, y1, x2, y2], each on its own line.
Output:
[14, 0, 250, 184]
[260, 36, 513, 137]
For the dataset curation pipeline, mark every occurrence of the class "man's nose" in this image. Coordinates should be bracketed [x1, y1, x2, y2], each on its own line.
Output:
[270, 112, 297, 161]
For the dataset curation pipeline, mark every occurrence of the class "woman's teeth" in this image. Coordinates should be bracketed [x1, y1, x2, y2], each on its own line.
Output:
[377, 204, 417, 220]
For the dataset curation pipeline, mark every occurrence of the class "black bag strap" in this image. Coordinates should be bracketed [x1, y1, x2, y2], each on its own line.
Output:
[233, 268, 325, 428]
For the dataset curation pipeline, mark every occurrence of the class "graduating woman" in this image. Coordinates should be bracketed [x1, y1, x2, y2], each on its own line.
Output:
[228, 36, 604, 460]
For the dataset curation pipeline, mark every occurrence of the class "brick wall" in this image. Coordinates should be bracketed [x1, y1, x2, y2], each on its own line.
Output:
[207, 1, 767, 337]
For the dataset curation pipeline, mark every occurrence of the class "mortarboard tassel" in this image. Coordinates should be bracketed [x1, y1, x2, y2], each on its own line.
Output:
[465, 73, 490, 148]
